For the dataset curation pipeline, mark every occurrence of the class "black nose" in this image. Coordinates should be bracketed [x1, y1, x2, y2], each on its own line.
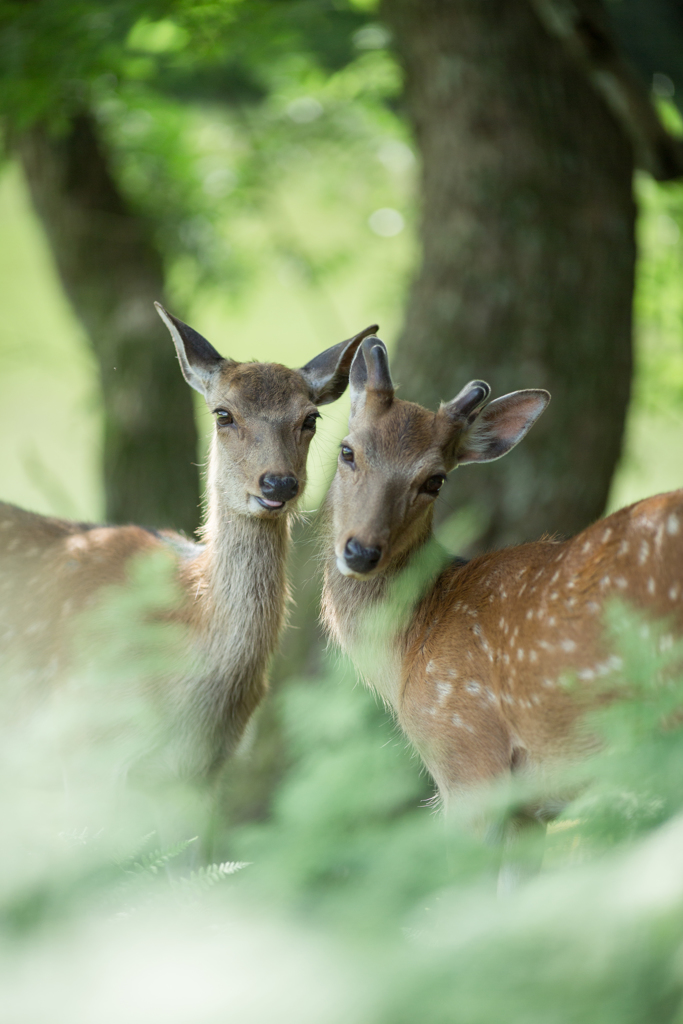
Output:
[260, 473, 299, 501]
[344, 538, 382, 574]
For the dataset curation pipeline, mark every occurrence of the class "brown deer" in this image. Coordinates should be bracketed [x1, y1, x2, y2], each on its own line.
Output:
[321, 335, 683, 821]
[0, 305, 378, 776]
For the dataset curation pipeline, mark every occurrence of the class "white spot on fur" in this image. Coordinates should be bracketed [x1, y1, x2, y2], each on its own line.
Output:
[499, 617, 506, 629]
[669, 584, 680, 601]
[550, 592, 558, 601]
[648, 577, 656, 595]
[587, 601, 600, 615]
[595, 655, 623, 676]
[542, 678, 555, 688]
[602, 528, 612, 543]
[600, 577, 611, 589]
[615, 577, 628, 589]
[561, 639, 577, 653]
[526, 609, 534, 620]
[639, 540, 650, 566]
[578, 668, 595, 681]
[618, 539, 629, 556]
[426, 660, 436, 674]
[667, 514, 680, 536]
[529, 650, 538, 663]
[436, 682, 452, 703]
[465, 680, 481, 694]
[581, 540, 591, 555]
[517, 649, 525, 661]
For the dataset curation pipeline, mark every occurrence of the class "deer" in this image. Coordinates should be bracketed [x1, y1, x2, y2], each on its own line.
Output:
[0, 304, 378, 777]
[321, 335, 683, 857]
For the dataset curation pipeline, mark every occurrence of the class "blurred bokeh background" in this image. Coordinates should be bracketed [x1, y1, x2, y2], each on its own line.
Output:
[4, 1, 683, 1020]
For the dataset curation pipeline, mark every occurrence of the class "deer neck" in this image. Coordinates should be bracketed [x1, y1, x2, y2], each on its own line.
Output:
[175, 456, 292, 774]
[196, 485, 291, 666]
[320, 502, 439, 709]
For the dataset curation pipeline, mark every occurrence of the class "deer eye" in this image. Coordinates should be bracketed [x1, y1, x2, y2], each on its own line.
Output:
[340, 445, 355, 465]
[214, 409, 234, 426]
[302, 413, 320, 433]
[422, 474, 446, 496]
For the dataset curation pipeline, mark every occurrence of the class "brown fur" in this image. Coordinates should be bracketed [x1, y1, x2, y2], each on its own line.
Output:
[322, 383, 683, 811]
[0, 315, 371, 777]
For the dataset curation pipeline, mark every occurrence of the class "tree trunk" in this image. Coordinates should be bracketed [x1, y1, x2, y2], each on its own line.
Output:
[382, 0, 635, 550]
[17, 112, 200, 534]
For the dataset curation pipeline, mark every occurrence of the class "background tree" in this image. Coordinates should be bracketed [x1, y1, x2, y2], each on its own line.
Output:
[17, 113, 200, 532]
[0, 1, 211, 531]
[383, 0, 683, 550]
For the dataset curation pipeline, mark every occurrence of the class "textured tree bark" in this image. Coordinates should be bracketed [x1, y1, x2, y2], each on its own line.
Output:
[382, 0, 635, 550]
[17, 112, 200, 534]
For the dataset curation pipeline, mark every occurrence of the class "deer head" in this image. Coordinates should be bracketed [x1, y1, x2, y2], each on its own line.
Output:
[156, 304, 378, 518]
[328, 335, 550, 576]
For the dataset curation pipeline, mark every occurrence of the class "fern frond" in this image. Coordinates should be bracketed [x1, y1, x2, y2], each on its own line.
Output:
[176, 860, 249, 893]
[125, 836, 199, 876]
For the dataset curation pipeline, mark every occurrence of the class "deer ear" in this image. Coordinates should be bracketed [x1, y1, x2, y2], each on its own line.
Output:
[452, 389, 550, 464]
[299, 324, 379, 406]
[155, 302, 226, 396]
[349, 336, 394, 414]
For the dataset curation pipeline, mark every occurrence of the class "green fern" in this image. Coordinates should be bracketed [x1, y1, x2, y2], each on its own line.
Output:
[176, 860, 249, 894]
[124, 836, 198, 877]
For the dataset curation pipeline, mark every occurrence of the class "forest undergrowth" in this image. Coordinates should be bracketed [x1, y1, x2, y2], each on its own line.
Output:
[1, 552, 683, 1023]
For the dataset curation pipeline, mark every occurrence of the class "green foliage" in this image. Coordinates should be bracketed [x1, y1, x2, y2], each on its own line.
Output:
[3, 544, 683, 1020]
[633, 172, 683, 415]
[0, 0, 403, 297]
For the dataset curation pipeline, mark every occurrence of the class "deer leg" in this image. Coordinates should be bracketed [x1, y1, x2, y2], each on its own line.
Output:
[496, 810, 547, 896]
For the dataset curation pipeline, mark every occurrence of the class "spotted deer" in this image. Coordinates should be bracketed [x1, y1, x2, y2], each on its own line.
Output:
[321, 335, 683, 821]
[0, 305, 378, 775]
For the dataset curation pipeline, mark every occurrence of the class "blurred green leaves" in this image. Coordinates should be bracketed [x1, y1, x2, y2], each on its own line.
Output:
[0, 0, 405, 296]
[4, 544, 683, 1020]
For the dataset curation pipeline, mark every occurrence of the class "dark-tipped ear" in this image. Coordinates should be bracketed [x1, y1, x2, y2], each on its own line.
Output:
[441, 380, 492, 427]
[299, 324, 379, 406]
[453, 389, 550, 464]
[349, 336, 394, 414]
[155, 302, 226, 396]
